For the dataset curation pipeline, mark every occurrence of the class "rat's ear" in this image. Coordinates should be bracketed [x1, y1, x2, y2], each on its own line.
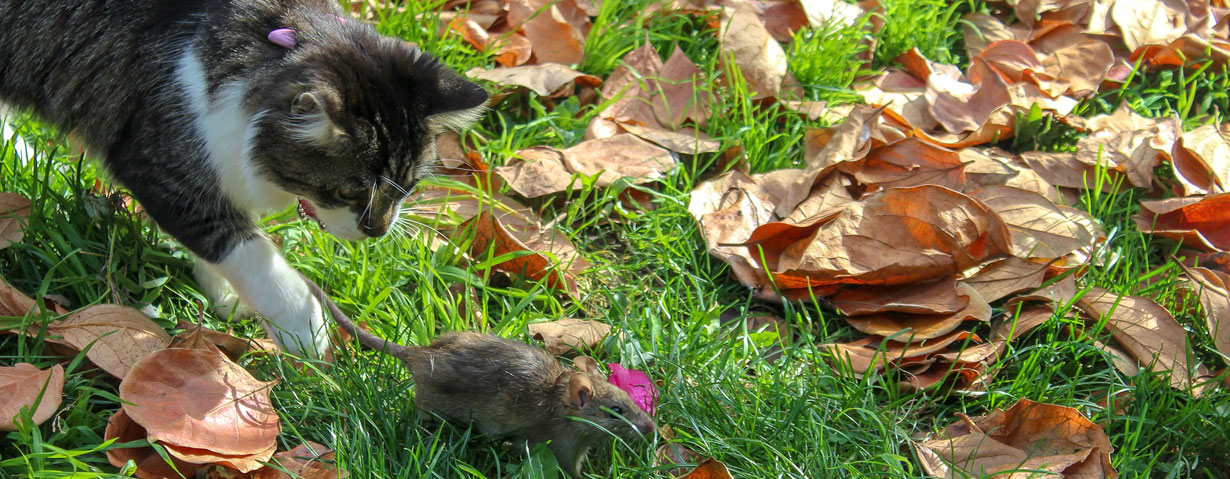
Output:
[567, 372, 593, 408]
[573, 356, 600, 374]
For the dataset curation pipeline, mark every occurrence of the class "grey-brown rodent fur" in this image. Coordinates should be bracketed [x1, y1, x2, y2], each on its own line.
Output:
[305, 280, 656, 477]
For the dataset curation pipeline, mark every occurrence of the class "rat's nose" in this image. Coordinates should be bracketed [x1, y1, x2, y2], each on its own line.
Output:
[636, 418, 657, 435]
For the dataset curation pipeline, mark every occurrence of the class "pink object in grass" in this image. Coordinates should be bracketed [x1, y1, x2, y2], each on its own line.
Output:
[268, 28, 297, 49]
[607, 363, 657, 416]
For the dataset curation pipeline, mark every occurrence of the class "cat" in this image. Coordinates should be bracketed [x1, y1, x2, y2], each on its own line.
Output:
[0, 0, 487, 356]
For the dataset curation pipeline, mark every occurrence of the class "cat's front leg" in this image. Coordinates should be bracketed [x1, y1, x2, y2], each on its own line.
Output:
[193, 257, 254, 319]
[200, 235, 328, 357]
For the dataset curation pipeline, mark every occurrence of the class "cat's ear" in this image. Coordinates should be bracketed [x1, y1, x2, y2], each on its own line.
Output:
[287, 91, 345, 145]
[426, 70, 488, 132]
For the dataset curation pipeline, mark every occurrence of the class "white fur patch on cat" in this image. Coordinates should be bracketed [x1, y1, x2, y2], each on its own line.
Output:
[206, 236, 329, 356]
[175, 47, 294, 214]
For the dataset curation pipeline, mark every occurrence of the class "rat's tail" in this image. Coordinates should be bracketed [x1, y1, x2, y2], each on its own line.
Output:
[303, 276, 413, 360]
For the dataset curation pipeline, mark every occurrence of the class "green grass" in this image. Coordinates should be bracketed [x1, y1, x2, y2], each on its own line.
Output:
[4, 0, 1230, 478]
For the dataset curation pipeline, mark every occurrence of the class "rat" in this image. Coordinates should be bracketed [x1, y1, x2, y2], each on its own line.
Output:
[304, 279, 656, 477]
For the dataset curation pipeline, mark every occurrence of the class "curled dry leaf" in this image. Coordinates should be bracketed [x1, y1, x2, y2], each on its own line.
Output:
[914, 399, 1116, 479]
[830, 277, 968, 316]
[1076, 288, 1207, 392]
[679, 457, 733, 479]
[506, 0, 590, 65]
[528, 318, 611, 355]
[0, 275, 38, 318]
[823, 330, 980, 375]
[494, 134, 675, 198]
[462, 201, 590, 296]
[47, 304, 172, 379]
[120, 348, 279, 472]
[964, 256, 1049, 303]
[104, 408, 204, 479]
[844, 282, 992, 341]
[0, 192, 31, 250]
[1176, 263, 1230, 356]
[0, 363, 63, 431]
[745, 185, 1012, 287]
[465, 63, 599, 97]
[1170, 124, 1230, 196]
[253, 441, 346, 479]
[720, 6, 794, 100]
[846, 138, 967, 192]
[1076, 105, 1180, 188]
[1134, 194, 1230, 251]
[971, 185, 1102, 260]
[172, 319, 278, 361]
[1111, 0, 1194, 51]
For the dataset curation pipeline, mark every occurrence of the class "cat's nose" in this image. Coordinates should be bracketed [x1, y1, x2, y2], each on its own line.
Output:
[361, 221, 388, 237]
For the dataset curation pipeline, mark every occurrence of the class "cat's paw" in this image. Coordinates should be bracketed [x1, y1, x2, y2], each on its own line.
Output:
[261, 292, 330, 358]
[194, 259, 255, 318]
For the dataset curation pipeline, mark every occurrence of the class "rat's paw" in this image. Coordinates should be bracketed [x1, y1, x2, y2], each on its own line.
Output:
[194, 259, 255, 318]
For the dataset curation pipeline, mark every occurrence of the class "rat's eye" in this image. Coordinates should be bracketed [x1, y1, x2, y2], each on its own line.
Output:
[607, 406, 624, 418]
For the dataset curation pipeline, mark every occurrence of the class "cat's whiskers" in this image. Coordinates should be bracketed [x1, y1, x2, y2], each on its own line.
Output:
[379, 175, 409, 196]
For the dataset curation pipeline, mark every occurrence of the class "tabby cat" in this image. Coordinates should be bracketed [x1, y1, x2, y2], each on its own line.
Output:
[0, 0, 487, 355]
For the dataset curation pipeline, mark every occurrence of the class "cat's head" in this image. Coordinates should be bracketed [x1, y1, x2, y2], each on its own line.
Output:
[248, 24, 486, 240]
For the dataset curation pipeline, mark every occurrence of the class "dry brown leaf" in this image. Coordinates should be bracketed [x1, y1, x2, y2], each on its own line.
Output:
[687, 170, 783, 298]
[972, 185, 1102, 259]
[46, 304, 172, 379]
[1076, 105, 1180, 188]
[720, 6, 793, 99]
[1077, 288, 1206, 392]
[252, 441, 346, 479]
[104, 408, 204, 479]
[506, 0, 590, 65]
[528, 318, 611, 355]
[465, 63, 599, 97]
[992, 305, 1054, 343]
[0, 276, 38, 318]
[1111, 0, 1192, 51]
[1042, 38, 1115, 96]
[846, 282, 992, 341]
[679, 457, 733, 479]
[846, 138, 967, 191]
[747, 185, 1013, 287]
[926, 59, 1011, 135]
[654, 425, 704, 477]
[1177, 264, 1230, 356]
[618, 123, 721, 155]
[120, 348, 279, 470]
[1135, 194, 1230, 251]
[0, 192, 31, 250]
[959, 13, 1016, 59]
[496, 134, 675, 198]
[915, 399, 1116, 479]
[961, 148, 1061, 202]
[0, 363, 63, 431]
[163, 442, 277, 474]
[171, 320, 275, 361]
[1170, 124, 1230, 196]
[831, 277, 968, 316]
[652, 45, 712, 129]
[965, 256, 1050, 303]
[462, 199, 590, 295]
[823, 330, 980, 374]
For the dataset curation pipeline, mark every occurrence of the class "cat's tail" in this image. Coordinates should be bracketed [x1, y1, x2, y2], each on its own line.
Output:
[303, 275, 415, 361]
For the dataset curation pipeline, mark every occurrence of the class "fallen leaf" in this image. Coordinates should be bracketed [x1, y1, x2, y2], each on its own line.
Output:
[462, 200, 590, 295]
[914, 399, 1116, 479]
[845, 282, 992, 341]
[720, 6, 794, 99]
[0, 276, 38, 317]
[608, 363, 658, 416]
[0, 192, 31, 249]
[253, 441, 346, 479]
[1176, 264, 1230, 356]
[823, 330, 980, 375]
[972, 185, 1102, 259]
[506, 0, 590, 65]
[846, 138, 967, 191]
[654, 425, 704, 477]
[528, 318, 610, 355]
[1135, 194, 1230, 251]
[465, 63, 600, 97]
[1170, 124, 1230, 195]
[679, 458, 733, 479]
[831, 277, 968, 316]
[1077, 288, 1206, 392]
[163, 442, 278, 474]
[47, 304, 172, 379]
[0, 363, 63, 431]
[171, 320, 274, 361]
[992, 305, 1054, 342]
[104, 408, 204, 479]
[120, 348, 279, 471]
[1111, 0, 1192, 51]
[1041, 38, 1115, 96]
[964, 256, 1050, 303]
[495, 134, 675, 198]
[747, 185, 1013, 287]
[1076, 105, 1180, 188]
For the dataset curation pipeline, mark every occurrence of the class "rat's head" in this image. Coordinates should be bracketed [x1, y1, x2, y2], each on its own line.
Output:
[249, 21, 486, 240]
[561, 357, 656, 441]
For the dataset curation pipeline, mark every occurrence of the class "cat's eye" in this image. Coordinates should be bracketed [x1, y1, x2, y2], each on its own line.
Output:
[335, 188, 365, 202]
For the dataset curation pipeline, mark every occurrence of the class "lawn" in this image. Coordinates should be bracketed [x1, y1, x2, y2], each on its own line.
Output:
[3, 0, 1230, 478]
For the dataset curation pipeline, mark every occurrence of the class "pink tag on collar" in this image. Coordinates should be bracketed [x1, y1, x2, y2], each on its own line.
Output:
[268, 28, 296, 49]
